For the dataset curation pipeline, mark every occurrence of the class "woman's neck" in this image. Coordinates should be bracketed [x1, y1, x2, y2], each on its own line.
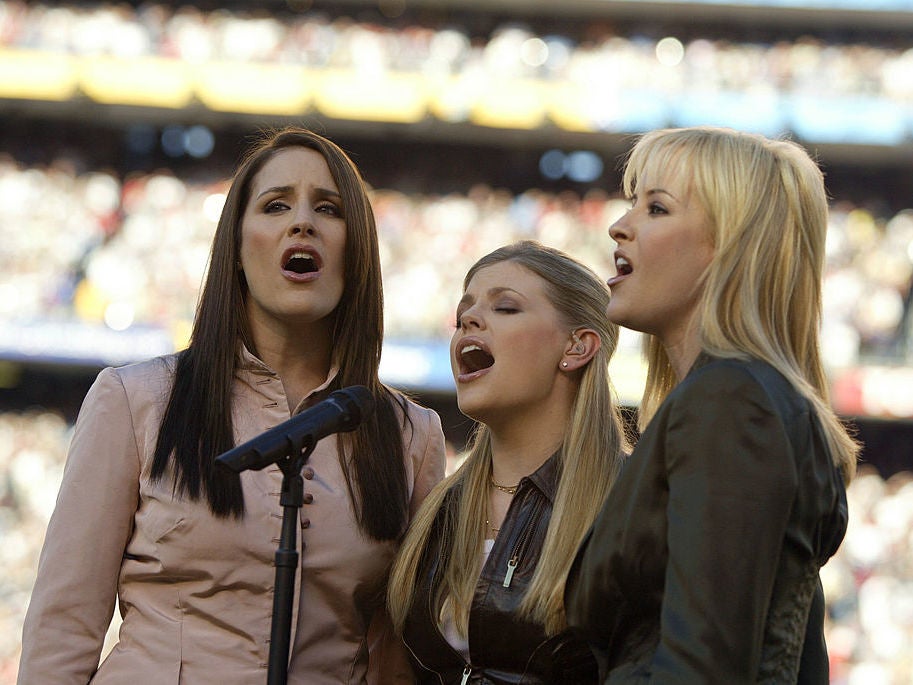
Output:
[662, 320, 704, 383]
[487, 410, 567, 485]
[250, 319, 335, 411]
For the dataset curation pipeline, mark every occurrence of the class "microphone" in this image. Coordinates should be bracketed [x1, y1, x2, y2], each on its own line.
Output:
[216, 385, 375, 473]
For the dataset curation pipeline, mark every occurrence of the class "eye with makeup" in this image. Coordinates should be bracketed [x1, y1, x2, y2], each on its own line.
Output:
[263, 198, 289, 213]
[647, 201, 668, 215]
[315, 201, 343, 218]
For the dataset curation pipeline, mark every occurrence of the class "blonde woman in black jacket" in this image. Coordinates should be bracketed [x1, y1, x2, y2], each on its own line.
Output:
[565, 126, 857, 684]
[387, 241, 629, 683]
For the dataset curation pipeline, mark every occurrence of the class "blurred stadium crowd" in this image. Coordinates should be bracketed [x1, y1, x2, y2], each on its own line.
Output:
[0, 1, 911, 139]
[1, 154, 911, 366]
[1, 1, 912, 683]
[0, 1, 910, 367]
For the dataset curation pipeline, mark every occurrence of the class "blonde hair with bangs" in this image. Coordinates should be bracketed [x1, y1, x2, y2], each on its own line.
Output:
[387, 241, 628, 637]
[624, 127, 857, 483]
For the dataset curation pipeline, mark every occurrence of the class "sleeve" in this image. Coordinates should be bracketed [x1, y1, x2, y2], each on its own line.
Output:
[650, 365, 798, 684]
[366, 404, 445, 685]
[406, 406, 447, 516]
[797, 578, 830, 683]
[18, 367, 142, 685]
[365, 609, 418, 685]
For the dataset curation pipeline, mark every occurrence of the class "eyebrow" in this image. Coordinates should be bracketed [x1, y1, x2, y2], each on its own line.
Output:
[640, 187, 679, 202]
[457, 286, 524, 308]
[255, 185, 342, 201]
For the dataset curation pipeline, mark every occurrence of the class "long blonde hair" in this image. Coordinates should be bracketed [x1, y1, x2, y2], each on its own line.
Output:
[387, 241, 628, 636]
[624, 126, 857, 483]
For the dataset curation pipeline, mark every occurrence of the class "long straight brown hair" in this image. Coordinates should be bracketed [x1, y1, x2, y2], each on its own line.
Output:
[151, 127, 411, 540]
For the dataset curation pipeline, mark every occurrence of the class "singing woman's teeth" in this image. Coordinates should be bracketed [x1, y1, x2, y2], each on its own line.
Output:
[460, 344, 495, 373]
[285, 252, 317, 274]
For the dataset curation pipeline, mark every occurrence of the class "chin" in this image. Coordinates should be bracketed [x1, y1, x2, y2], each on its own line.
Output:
[606, 304, 638, 331]
[455, 396, 489, 424]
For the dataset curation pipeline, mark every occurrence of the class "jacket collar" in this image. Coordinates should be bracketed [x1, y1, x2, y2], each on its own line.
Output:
[236, 344, 341, 412]
[685, 350, 716, 378]
[522, 451, 561, 503]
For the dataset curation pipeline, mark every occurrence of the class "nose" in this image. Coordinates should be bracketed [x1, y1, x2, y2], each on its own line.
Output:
[457, 305, 483, 331]
[289, 222, 316, 238]
[288, 207, 317, 237]
[608, 213, 632, 243]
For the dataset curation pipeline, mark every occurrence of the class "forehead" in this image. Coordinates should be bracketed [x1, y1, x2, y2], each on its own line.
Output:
[251, 146, 336, 190]
[636, 157, 688, 190]
[465, 260, 545, 295]
[627, 142, 692, 194]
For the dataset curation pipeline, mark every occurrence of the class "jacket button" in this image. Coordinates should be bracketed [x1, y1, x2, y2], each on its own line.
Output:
[303, 492, 314, 504]
[302, 467, 315, 480]
[302, 518, 311, 528]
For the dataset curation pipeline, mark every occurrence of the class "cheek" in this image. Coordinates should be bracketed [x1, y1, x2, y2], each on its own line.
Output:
[323, 229, 349, 274]
[505, 330, 562, 371]
[448, 336, 459, 368]
[239, 224, 269, 266]
[650, 237, 708, 281]
[325, 220, 347, 248]
[678, 244, 713, 284]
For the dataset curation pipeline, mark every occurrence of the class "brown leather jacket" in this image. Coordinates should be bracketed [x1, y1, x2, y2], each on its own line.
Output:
[401, 455, 598, 684]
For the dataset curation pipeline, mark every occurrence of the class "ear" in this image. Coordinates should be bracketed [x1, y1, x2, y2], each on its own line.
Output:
[561, 328, 601, 371]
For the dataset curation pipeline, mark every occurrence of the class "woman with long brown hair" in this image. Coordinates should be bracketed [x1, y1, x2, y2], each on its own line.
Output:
[19, 127, 446, 684]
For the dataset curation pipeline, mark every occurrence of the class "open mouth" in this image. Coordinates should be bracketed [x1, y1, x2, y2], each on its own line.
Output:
[460, 344, 494, 374]
[615, 256, 633, 276]
[284, 251, 319, 274]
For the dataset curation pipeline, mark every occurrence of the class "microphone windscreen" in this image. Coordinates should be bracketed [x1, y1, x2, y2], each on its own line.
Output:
[331, 385, 375, 426]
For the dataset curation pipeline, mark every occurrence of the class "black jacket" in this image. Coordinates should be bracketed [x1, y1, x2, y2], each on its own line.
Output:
[402, 455, 598, 684]
[565, 354, 848, 684]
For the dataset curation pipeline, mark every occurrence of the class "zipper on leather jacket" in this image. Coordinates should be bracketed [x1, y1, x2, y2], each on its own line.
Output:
[460, 664, 472, 684]
[503, 497, 545, 588]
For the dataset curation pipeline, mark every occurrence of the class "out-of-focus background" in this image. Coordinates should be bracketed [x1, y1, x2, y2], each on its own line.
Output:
[1, 0, 912, 682]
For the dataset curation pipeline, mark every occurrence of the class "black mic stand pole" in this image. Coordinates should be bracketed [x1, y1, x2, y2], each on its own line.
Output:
[216, 386, 374, 683]
[267, 437, 315, 685]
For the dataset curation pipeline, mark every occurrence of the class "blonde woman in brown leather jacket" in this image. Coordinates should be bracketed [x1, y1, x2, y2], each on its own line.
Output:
[387, 241, 628, 684]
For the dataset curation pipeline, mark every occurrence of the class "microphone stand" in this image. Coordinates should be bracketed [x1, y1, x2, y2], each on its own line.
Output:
[266, 436, 315, 685]
[215, 386, 374, 684]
